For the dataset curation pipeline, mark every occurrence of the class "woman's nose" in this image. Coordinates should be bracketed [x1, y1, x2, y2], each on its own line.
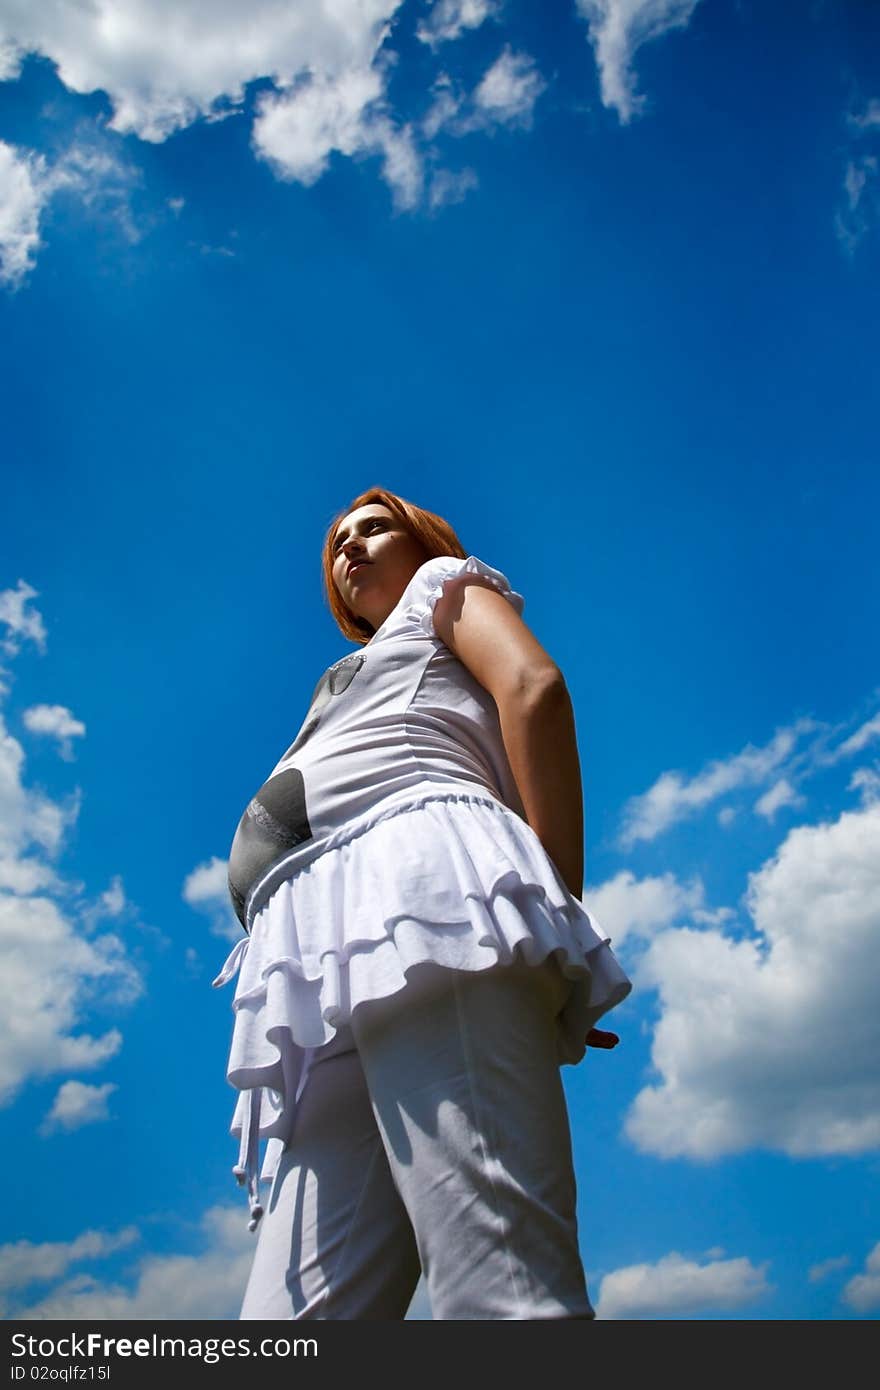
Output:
[342, 536, 366, 558]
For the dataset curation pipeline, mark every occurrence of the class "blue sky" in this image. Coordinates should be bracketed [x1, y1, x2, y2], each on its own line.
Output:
[1, 0, 878, 1321]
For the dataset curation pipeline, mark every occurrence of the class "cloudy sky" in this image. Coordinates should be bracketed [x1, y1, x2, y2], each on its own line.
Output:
[1, 0, 878, 1322]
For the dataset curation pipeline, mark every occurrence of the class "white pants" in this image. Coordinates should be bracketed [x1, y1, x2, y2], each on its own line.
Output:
[239, 957, 595, 1320]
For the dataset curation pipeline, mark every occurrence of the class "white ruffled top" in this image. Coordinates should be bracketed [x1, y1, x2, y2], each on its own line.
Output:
[214, 556, 632, 1228]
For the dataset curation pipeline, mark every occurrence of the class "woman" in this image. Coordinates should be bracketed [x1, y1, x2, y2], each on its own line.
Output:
[214, 487, 631, 1320]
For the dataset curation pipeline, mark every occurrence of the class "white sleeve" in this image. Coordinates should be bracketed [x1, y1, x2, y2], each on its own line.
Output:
[404, 555, 525, 640]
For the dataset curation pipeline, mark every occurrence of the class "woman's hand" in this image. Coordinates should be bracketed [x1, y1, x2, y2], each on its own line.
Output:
[432, 579, 584, 899]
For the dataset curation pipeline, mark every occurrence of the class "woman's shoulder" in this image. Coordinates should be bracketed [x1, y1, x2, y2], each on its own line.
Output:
[401, 555, 525, 639]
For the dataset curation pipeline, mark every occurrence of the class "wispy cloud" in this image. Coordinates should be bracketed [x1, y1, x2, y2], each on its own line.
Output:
[596, 1251, 771, 1319]
[832, 712, 880, 759]
[808, 1254, 850, 1284]
[842, 1241, 880, 1313]
[835, 156, 879, 256]
[182, 855, 240, 943]
[848, 98, 880, 132]
[23, 704, 86, 761]
[0, 135, 143, 287]
[96, 876, 126, 919]
[423, 76, 463, 140]
[0, 142, 48, 289]
[0, 1225, 138, 1298]
[421, 48, 545, 146]
[472, 47, 545, 128]
[574, 0, 701, 124]
[836, 97, 880, 255]
[849, 765, 880, 807]
[619, 718, 815, 846]
[0, 708, 79, 892]
[753, 777, 805, 821]
[40, 1080, 117, 1135]
[417, 0, 500, 50]
[619, 701, 880, 846]
[429, 166, 479, 210]
[8, 1207, 252, 1320]
[0, 580, 46, 654]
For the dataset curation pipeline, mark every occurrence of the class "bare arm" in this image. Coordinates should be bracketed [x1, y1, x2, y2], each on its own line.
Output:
[432, 580, 584, 900]
[434, 579, 620, 1051]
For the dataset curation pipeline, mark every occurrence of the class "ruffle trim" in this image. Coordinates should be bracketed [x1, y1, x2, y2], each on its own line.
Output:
[214, 791, 632, 1228]
[219, 792, 630, 1073]
[407, 555, 525, 640]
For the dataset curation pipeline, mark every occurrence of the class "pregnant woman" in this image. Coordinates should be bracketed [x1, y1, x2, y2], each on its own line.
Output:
[214, 486, 631, 1320]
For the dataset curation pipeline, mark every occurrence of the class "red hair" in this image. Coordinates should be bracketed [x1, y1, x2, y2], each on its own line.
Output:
[322, 487, 467, 644]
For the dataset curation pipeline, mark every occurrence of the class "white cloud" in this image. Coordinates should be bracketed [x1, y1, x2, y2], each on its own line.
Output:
[834, 712, 880, 759]
[835, 156, 878, 255]
[0, 35, 21, 80]
[41, 1079, 117, 1134]
[0, 712, 77, 891]
[0, 135, 142, 287]
[51, 139, 144, 244]
[473, 47, 545, 128]
[0, 2, 550, 218]
[842, 1241, 880, 1313]
[79, 875, 148, 939]
[429, 166, 478, 209]
[848, 98, 880, 133]
[0, 890, 137, 1105]
[182, 856, 229, 904]
[372, 118, 423, 211]
[584, 868, 710, 947]
[252, 65, 422, 210]
[625, 799, 880, 1159]
[417, 0, 499, 49]
[849, 765, 880, 807]
[0, 589, 144, 1109]
[836, 96, 880, 253]
[11, 1207, 252, 1320]
[0, 1225, 138, 1296]
[0, 701, 140, 1103]
[98, 875, 126, 917]
[754, 777, 805, 821]
[619, 719, 814, 846]
[718, 806, 737, 827]
[595, 1251, 771, 1319]
[183, 855, 240, 943]
[0, 142, 49, 288]
[253, 65, 384, 186]
[422, 77, 462, 140]
[575, 0, 701, 124]
[0, 1, 403, 142]
[23, 703, 86, 761]
[422, 49, 544, 141]
[0, 855, 57, 895]
[808, 1254, 850, 1284]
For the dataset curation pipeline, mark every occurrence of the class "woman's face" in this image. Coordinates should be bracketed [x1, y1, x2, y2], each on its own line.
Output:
[331, 503, 428, 633]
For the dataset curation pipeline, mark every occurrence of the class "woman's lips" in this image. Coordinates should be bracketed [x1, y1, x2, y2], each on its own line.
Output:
[347, 560, 371, 578]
